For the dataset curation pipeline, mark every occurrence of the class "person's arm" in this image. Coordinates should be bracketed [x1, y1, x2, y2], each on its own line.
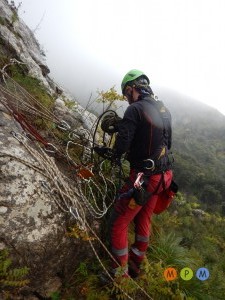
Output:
[114, 105, 140, 157]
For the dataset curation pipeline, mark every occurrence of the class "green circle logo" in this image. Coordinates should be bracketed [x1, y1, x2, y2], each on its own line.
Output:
[180, 267, 193, 280]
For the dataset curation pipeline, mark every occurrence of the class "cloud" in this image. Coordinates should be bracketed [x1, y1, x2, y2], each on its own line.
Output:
[15, 0, 225, 115]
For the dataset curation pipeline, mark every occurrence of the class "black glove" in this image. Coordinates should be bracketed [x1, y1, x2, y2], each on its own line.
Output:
[93, 146, 121, 165]
[101, 112, 122, 134]
[93, 146, 114, 160]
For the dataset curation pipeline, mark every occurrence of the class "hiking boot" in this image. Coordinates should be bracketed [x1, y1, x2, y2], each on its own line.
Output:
[99, 267, 129, 286]
[99, 271, 113, 286]
[128, 259, 141, 278]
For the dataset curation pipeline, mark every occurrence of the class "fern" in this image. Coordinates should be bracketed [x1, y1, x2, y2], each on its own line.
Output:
[0, 279, 29, 287]
[0, 249, 29, 290]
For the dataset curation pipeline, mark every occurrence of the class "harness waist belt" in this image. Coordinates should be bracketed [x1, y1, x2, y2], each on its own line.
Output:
[131, 154, 174, 173]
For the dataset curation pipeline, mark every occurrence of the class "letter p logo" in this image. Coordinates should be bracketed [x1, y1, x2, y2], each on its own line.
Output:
[180, 267, 193, 280]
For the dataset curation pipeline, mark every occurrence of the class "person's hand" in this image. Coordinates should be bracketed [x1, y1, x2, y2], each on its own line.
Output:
[93, 146, 121, 165]
[101, 112, 122, 134]
[93, 146, 114, 160]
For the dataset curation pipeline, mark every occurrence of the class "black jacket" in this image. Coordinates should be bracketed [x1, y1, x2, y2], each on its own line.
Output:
[114, 95, 172, 167]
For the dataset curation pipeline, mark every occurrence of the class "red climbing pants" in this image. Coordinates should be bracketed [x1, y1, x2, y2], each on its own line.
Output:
[109, 169, 173, 274]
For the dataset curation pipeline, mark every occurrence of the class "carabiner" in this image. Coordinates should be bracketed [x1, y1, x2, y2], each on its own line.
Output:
[143, 158, 155, 170]
[44, 143, 58, 153]
[10, 131, 26, 143]
[134, 172, 144, 190]
[57, 120, 71, 131]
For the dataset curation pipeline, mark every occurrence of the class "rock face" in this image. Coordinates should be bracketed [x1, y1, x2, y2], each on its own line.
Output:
[0, 0, 97, 129]
[0, 1, 97, 298]
[0, 0, 51, 90]
[0, 104, 86, 298]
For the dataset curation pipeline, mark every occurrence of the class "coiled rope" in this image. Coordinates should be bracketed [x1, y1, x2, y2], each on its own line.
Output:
[0, 60, 153, 299]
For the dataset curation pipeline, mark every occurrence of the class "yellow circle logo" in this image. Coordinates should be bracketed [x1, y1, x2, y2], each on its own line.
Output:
[180, 267, 193, 280]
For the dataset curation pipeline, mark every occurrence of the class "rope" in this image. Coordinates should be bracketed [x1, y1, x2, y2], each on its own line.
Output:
[0, 60, 153, 298]
[1, 133, 153, 299]
[1, 58, 120, 220]
[85, 222, 153, 300]
[0, 60, 69, 130]
[1, 137, 152, 299]
[0, 134, 153, 299]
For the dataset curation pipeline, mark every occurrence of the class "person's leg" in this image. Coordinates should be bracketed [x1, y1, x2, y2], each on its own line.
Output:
[129, 170, 173, 275]
[129, 194, 158, 276]
[108, 170, 142, 276]
[109, 207, 140, 275]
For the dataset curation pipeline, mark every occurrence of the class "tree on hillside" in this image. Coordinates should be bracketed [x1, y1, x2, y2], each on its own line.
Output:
[96, 86, 124, 112]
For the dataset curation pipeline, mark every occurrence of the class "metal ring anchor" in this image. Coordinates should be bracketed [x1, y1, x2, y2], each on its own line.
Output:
[143, 158, 155, 170]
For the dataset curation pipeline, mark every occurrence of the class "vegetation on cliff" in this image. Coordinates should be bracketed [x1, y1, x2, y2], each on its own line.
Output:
[1, 3, 225, 298]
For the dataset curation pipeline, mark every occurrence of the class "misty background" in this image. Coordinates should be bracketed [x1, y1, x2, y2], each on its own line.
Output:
[14, 0, 225, 116]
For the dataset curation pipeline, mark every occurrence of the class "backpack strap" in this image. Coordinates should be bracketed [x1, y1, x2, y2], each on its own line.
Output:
[154, 100, 172, 149]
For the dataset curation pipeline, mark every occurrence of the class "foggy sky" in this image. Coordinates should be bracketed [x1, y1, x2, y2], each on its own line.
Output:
[14, 0, 225, 115]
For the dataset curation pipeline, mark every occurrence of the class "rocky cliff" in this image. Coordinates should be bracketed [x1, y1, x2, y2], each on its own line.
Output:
[0, 1, 98, 298]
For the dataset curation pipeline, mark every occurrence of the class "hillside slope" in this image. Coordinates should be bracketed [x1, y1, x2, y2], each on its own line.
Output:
[158, 89, 225, 211]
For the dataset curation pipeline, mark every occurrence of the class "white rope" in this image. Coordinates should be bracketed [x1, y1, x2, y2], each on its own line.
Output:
[0, 60, 154, 299]
[3, 131, 152, 299]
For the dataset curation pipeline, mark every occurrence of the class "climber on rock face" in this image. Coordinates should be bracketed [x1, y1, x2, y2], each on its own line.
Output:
[101, 69, 177, 279]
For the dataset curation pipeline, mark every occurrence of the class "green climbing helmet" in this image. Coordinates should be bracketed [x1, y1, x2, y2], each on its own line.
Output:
[121, 69, 150, 94]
